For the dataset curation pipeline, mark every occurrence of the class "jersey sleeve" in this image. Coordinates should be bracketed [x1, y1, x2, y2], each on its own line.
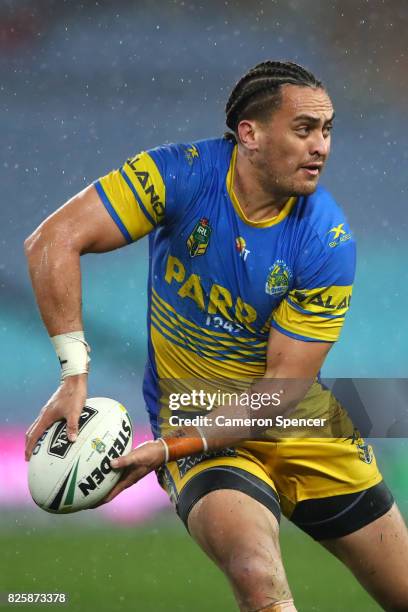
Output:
[94, 143, 202, 243]
[272, 219, 356, 343]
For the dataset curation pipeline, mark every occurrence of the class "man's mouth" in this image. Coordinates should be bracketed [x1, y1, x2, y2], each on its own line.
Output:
[300, 163, 323, 177]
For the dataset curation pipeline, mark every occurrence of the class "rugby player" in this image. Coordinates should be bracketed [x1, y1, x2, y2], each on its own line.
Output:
[25, 61, 408, 611]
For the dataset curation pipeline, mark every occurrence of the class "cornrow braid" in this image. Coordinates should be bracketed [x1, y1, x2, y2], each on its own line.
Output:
[225, 60, 323, 140]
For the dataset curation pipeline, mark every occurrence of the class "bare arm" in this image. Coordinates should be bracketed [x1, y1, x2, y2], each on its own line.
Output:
[24, 184, 128, 459]
[264, 326, 331, 378]
[24, 184, 127, 336]
[184, 326, 332, 449]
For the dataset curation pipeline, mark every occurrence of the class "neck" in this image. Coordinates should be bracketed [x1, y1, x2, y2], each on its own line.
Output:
[233, 146, 289, 222]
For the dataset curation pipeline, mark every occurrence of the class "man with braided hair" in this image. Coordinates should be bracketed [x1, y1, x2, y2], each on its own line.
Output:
[25, 61, 408, 611]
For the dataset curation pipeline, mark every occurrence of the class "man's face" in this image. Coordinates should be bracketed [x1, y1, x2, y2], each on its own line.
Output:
[250, 84, 334, 198]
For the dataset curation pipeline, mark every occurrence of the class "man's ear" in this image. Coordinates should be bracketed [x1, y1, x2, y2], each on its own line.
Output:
[236, 120, 260, 151]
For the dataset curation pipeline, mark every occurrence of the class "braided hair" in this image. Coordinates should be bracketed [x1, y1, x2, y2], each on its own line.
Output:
[225, 60, 323, 141]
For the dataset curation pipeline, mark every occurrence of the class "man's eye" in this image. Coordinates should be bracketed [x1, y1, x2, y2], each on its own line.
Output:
[323, 124, 333, 137]
[296, 126, 310, 136]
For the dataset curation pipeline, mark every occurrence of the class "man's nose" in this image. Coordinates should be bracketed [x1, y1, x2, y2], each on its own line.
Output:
[310, 132, 330, 157]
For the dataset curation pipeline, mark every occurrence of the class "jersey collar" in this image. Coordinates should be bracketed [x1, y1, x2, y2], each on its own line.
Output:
[226, 145, 297, 228]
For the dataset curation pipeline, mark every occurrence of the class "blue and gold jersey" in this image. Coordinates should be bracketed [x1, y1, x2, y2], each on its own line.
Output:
[95, 138, 356, 434]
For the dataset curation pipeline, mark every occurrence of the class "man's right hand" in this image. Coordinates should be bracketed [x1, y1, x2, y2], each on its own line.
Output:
[25, 373, 88, 461]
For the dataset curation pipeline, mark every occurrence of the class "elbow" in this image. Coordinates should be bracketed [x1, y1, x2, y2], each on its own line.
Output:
[24, 221, 81, 267]
[24, 225, 48, 263]
[24, 221, 56, 265]
[24, 229, 40, 260]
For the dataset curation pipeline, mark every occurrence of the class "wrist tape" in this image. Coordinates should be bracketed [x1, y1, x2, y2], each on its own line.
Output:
[51, 331, 90, 379]
[159, 426, 209, 463]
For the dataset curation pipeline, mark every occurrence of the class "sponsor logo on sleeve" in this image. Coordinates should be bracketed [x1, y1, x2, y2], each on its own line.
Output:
[127, 155, 165, 222]
[327, 223, 352, 248]
[184, 144, 199, 165]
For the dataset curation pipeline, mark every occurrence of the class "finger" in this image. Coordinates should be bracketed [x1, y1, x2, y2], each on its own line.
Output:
[25, 416, 52, 461]
[66, 408, 82, 443]
[25, 416, 40, 441]
[25, 420, 46, 461]
[25, 418, 40, 460]
[110, 449, 140, 470]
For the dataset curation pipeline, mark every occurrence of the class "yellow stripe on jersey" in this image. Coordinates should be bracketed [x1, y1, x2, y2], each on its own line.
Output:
[288, 285, 353, 317]
[151, 304, 265, 363]
[151, 326, 266, 380]
[97, 151, 165, 242]
[150, 290, 268, 378]
[152, 288, 267, 348]
[97, 168, 154, 241]
[123, 151, 166, 224]
[273, 298, 347, 342]
[152, 293, 265, 353]
[151, 293, 267, 365]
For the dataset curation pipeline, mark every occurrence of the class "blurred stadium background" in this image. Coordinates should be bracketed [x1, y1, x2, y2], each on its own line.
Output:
[0, 1, 407, 610]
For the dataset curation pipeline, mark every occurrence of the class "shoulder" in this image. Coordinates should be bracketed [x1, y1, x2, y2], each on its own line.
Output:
[147, 137, 233, 176]
[296, 185, 354, 251]
[136, 138, 233, 217]
[291, 186, 356, 286]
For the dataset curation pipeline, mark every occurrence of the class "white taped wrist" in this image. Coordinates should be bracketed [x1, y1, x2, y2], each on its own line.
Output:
[51, 331, 91, 379]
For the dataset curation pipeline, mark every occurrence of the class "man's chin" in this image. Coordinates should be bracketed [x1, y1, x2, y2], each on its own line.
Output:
[268, 177, 320, 200]
[291, 179, 319, 197]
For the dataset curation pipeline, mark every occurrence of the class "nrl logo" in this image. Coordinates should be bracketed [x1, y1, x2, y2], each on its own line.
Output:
[265, 260, 292, 296]
[187, 218, 212, 257]
[91, 438, 106, 454]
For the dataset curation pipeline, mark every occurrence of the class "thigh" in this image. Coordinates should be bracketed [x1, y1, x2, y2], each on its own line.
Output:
[322, 502, 408, 612]
[157, 447, 293, 611]
[188, 488, 285, 583]
[188, 488, 291, 611]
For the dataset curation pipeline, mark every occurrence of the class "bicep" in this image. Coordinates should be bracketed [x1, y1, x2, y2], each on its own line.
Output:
[265, 326, 332, 378]
[36, 184, 129, 254]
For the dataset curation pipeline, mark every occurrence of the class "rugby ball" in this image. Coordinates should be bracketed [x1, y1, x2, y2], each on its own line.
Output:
[28, 397, 133, 513]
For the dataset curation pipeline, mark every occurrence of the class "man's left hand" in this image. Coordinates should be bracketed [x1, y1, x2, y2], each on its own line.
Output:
[94, 440, 166, 506]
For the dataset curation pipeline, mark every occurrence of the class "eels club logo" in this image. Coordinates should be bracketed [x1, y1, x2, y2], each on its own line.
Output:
[265, 260, 292, 296]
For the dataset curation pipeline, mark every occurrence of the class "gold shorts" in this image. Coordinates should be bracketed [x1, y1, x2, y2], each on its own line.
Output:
[157, 381, 393, 539]
[158, 435, 392, 540]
